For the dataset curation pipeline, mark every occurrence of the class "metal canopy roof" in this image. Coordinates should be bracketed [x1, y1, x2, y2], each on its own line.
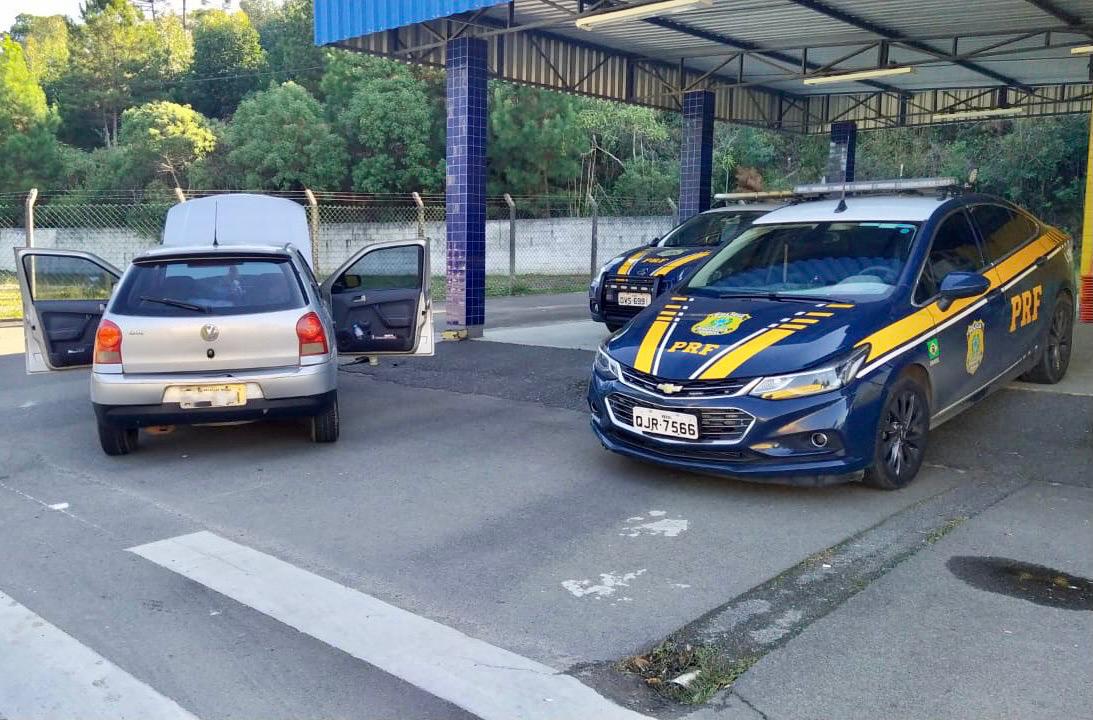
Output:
[315, 0, 1093, 132]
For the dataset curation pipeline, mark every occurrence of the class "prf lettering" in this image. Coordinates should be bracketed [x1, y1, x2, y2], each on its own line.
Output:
[1009, 285, 1043, 332]
[668, 341, 719, 356]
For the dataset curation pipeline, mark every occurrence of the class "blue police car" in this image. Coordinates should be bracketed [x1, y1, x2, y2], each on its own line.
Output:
[588, 179, 1075, 489]
[589, 204, 782, 331]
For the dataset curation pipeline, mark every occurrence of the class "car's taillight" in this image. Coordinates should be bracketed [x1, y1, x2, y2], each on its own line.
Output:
[296, 312, 329, 357]
[94, 319, 123, 364]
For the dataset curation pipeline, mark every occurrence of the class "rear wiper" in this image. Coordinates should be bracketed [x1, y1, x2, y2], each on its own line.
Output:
[139, 296, 209, 313]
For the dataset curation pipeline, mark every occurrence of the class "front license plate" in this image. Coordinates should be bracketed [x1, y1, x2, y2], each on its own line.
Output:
[617, 292, 652, 308]
[178, 384, 247, 409]
[632, 406, 699, 439]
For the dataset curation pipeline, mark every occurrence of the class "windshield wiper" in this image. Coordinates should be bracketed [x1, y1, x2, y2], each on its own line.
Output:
[714, 291, 832, 303]
[139, 296, 209, 313]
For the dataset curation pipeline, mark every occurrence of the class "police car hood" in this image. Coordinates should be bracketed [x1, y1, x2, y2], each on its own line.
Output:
[604, 245, 715, 279]
[607, 293, 889, 380]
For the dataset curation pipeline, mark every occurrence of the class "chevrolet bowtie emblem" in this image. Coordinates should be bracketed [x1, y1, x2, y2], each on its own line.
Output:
[656, 382, 684, 394]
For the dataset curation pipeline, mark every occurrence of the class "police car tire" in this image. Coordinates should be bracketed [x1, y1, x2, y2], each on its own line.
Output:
[309, 397, 340, 443]
[863, 375, 929, 490]
[1020, 293, 1073, 385]
[98, 421, 137, 456]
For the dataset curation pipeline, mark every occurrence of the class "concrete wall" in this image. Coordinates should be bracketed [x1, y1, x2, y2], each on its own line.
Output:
[2, 214, 675, 277]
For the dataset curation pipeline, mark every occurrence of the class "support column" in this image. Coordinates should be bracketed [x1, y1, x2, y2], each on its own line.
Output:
[679, 90, 715, 222]
[825, 121, 858, 183]
[445, 37, 488, 337]
[1080, 105, 1093, 323]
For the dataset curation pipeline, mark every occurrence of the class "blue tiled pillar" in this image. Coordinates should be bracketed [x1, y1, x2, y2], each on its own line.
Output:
[826, 121, 857, 183]
[679, 90, 715, 222]
[446, 37, 487, 334]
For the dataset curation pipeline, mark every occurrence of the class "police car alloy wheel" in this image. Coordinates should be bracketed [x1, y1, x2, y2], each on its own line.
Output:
[864, 375, 929, 490]
[1021, 293, 1073, 385]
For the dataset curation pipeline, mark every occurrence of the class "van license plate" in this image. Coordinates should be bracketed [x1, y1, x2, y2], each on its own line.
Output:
[179, 384, 247, 409]
[632, 406, 699, 439]
[617, 292, 651, 307]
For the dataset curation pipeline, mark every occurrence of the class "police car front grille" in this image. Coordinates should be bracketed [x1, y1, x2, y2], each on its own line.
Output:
[620, 366, 750, 398]
[607, 393, 754, 442]
[605, 275, 656, 290]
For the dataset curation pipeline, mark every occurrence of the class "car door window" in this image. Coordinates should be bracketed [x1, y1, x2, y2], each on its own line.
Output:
[915, 212, 983, 304]
[22, 254, 114, 301]
[332, 245, 423, 293]
[970, 204, 1037, 264]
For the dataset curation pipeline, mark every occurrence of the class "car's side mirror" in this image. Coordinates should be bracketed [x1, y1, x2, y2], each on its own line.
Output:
[938, 271, 990, 310]
[341, 274, 362, 290]
[648, 236, 661, 247]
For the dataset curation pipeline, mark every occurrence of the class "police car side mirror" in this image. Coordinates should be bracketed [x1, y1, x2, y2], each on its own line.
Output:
[938, 271, 990, 311]
[648, 236, 661, 247]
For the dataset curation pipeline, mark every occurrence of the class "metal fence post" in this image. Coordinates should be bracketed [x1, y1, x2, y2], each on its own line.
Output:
[412, 192, 426, 239]
[173, 186, 186, 204]
[588, 194, 599, 279]
[667, 197, 679, 226]
[304, 188, 320, 276]
[504, 193, 516, 294]
[25, 188, 37, 247]
[25, 188, 38, 299]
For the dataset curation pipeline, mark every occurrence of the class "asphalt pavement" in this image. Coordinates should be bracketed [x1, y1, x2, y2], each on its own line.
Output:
[1, 298, 1090, 720]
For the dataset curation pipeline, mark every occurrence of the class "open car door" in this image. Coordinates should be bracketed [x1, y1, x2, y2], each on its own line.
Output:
[14, 248, 122, 374]
[320, 239, 434, 358]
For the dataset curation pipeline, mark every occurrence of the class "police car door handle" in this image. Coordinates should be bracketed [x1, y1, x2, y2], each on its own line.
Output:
[351, 294, 367, 303]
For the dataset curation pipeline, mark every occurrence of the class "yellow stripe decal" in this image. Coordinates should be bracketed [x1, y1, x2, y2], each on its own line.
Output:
[663, 304, 682, 309]
[635, 318, 674, 373]
[858, 233, 1057, 363]
[805, 311, 834, 318]
[779, 323, 809, 330]
[651, 251, 712, 277]
[794, 317, 819, 324]
[616, 249, 650, 276]
[671, 296, 689, 301]
[698, 329, 795, 379]
[824, 303, 855, 309]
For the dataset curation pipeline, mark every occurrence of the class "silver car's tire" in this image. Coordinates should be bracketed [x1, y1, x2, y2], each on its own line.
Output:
[309, 397, 339, 443]
[98, 421, 137, 456]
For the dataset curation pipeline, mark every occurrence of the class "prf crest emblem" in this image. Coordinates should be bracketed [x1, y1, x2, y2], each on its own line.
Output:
[965, 320, 985, 375]
[692, 312, 750, 337]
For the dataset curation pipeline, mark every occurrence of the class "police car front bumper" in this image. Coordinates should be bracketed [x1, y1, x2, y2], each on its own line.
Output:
[587, 368, 884, 485]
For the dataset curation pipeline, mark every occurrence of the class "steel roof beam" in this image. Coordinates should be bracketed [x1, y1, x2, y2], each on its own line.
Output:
[783, 0, 1032, 91]
[1022, 0, 1083, 27]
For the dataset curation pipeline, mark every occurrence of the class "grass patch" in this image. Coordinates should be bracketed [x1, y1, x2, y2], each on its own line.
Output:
[620, 639, 757, 705]
[926, 515, 968, 543]
[430, 273, 590, 301]
[0, 283, 20, 320]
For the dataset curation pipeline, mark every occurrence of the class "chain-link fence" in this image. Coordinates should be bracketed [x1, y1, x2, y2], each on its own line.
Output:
[1, 189, 678, 320]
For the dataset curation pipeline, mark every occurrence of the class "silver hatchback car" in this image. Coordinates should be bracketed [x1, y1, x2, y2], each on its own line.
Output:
[15, 194, 433, 455]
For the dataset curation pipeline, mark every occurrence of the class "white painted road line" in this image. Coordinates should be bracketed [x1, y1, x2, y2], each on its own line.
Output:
[130, 531, 650, 720]
[0, 590, 200, 720]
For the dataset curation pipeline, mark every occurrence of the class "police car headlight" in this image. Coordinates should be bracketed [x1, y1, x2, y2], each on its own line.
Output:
[594, 347, 623, 380]
[751, 345, 870, 400]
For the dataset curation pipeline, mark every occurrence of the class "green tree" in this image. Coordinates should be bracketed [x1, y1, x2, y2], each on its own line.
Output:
[183, 10, 266, 118]
[252, 0, 324, 94]
[574, 99, 672, 197]
[0, 36, 64, 191]
[9, 14, 70, 88]
[336, 71, 444, 193]
[489, 84, 587, 196]
[118, 101, 216, 188]
[220, 81, 347, 189]
[58, 0, 191, 148]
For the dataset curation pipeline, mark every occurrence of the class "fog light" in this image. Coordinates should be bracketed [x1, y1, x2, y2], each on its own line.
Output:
[810, 432, 829, 448]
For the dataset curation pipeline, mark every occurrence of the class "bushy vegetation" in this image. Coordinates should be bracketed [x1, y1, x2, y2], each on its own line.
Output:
[1, 0, 1089, 232]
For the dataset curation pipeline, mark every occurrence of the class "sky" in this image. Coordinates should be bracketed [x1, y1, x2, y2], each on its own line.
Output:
[1, 1, 238, 32]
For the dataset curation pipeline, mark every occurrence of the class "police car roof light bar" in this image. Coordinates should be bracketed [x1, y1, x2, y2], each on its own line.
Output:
[793, 177, 960, 196]
[714, 190, 797, 202]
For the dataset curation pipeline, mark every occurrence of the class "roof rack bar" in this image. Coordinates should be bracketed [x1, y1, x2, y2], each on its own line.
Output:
[793, 177, 959, 194]
[714, 190, 798, 201]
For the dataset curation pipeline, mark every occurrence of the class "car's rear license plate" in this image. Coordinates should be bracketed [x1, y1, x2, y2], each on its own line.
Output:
[178, 384, 247, 409]
[632, 406, 699, 439]
[617, 292, 652, 307]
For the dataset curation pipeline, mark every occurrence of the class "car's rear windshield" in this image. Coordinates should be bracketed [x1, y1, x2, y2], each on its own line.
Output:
[686, 221, 919, 300]
[111, 256, 306, 317]
[659, 211, 762, 247]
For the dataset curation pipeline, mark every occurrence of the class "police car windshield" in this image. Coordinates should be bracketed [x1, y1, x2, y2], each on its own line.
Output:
[659, 212, 760, 248]
[685, 221, 919, 300]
